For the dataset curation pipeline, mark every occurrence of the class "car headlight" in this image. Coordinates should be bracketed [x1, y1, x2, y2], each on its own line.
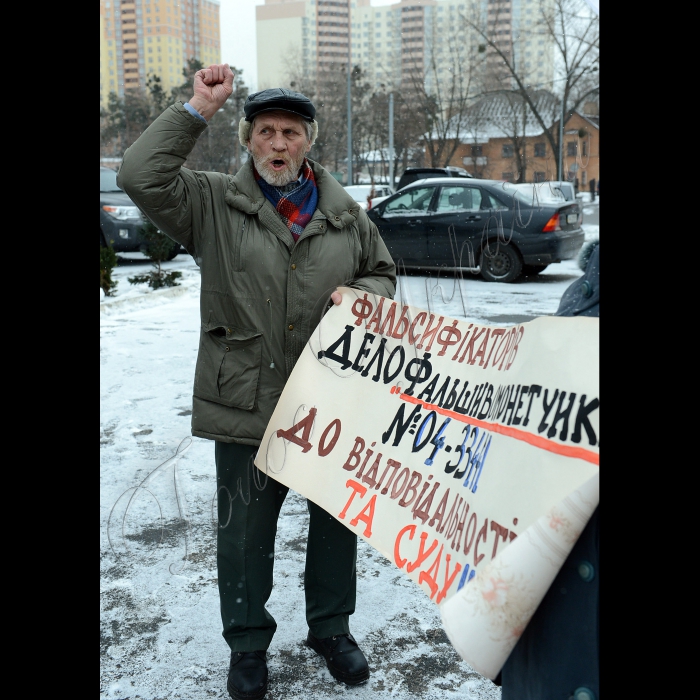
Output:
[102, 205, 142, 221]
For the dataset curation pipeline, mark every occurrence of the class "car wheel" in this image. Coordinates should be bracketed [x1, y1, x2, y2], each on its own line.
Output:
[522, 264, 549, 275]
[100, 231, 108, 248]
[480, 242, 523, 283]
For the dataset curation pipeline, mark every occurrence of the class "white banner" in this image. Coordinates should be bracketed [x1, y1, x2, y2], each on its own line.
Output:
[255, 287, 599, 678]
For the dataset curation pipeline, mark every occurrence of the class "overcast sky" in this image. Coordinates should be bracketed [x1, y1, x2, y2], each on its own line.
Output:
[219, 0, 397, 94]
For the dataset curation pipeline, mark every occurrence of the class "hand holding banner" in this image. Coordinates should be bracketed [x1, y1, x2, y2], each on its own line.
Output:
[256, 287, 599, 678]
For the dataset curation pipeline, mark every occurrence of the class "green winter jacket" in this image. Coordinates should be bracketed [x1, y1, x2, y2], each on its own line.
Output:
[118, 101, 396, 445]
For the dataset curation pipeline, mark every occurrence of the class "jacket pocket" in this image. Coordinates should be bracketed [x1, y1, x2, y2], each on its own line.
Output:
[193, 323, 262, 410]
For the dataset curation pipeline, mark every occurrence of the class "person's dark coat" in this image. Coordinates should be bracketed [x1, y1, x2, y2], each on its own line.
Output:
[500, 241, 599, 700]
[118, 102, 396, 445]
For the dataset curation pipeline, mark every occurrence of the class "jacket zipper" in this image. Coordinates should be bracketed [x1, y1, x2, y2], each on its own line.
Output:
[266, 299, 275, 369]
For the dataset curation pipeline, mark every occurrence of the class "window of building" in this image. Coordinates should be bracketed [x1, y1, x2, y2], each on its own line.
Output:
[534, 142, 546, 157]
[534, 171, 546, 182]
[582, 141, 588, 156]
[502, 144, 514, 158]
[567, 141, 577, 156]
[501, 172, 514, 182]
[581, 171, 587, 186]
[471, 145, 483, 157]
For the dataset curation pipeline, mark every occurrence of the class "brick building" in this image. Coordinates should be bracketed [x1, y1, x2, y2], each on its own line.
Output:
[441, 100, 599, 188]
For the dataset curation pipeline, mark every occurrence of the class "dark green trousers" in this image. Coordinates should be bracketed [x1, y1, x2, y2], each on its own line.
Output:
[215, 441, 358, 651]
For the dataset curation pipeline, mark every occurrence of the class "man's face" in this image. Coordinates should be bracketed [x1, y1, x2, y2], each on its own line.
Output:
[247, 111, 311, 187]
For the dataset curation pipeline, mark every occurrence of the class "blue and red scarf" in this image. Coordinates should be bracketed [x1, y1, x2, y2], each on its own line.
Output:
[253, 159, 318, 241]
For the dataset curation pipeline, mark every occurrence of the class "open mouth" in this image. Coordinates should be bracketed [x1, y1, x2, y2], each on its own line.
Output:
[269, 159, 288, 171]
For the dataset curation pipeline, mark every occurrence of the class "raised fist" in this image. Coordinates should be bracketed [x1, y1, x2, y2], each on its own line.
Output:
[188, 64, 235, 121]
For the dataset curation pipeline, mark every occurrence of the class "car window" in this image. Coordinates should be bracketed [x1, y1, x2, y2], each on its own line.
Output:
[435, 186, 482, 213]
[382, 187, 435, 216]
[100, 168, 122, 193]
[483, 192, 510, 210]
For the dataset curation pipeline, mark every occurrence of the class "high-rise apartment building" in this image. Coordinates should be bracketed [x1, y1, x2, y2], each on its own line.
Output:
[255, 0, 553, 93]
[100, 0, 221, 108]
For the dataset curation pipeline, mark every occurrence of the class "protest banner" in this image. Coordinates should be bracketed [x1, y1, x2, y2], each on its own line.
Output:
[255, 287, 599, 679]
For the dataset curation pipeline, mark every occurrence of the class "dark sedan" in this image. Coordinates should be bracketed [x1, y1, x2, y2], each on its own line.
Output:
[100, 166, 149, 252]
[366, 177, 585, 283]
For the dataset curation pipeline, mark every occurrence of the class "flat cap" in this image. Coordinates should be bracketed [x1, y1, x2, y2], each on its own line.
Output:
[243, 87, 316, 122]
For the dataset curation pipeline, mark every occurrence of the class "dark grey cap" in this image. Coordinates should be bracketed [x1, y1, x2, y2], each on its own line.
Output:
[243, 87, 316, 122]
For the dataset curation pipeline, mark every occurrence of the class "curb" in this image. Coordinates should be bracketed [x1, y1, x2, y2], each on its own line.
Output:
[100, 281, 198, 315]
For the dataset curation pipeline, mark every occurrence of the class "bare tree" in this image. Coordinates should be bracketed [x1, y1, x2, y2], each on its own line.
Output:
[466, 89, 559, 182]
[463, 0, 599, 178]
[399, 17, 486, 169]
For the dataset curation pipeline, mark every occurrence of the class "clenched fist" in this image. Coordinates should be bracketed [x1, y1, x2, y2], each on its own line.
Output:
[188, 64, 235, 122]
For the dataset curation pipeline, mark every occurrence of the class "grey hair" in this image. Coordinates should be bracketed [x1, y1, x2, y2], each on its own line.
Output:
[238, 114, 318, 150]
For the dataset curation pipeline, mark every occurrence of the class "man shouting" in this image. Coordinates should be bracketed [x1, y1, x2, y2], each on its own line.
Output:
[118, 64, 396, 699]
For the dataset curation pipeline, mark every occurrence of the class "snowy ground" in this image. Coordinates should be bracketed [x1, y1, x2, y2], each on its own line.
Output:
[100, 200, 598, 699]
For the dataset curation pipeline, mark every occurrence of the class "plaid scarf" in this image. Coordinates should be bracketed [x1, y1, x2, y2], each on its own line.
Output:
[253, 159, 318, 241]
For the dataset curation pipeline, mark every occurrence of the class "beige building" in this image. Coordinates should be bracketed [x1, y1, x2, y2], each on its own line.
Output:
[255, 0, 554, 93]
[100, 0, 221, 108]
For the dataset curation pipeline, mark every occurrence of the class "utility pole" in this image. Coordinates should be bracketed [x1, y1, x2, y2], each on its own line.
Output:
[388, 92, 394, 189]
[558, 89, 566, 181]
[347, 61, 353, 186]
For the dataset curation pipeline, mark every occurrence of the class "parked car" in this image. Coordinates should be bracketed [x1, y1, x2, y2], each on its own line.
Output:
[396, 166, 473, 191]
[366, 177, 585, 283]
[344, 184, 394, 210]
[100, 167, 180, 259]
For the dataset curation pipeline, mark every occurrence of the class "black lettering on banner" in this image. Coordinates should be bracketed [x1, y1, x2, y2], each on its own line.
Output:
[404, 353, 433, 396]
[318, 325, 355, 370]
[418, 375, 440, 403]
[503, 384, 520, 425]
[547, 391, 577, 441]
[511, 385, 529, 425]
[453, 382, 471, 414]
[571, 394, 599, 445]
[382, 403, 422, 447]
[383, 346, 406, 383]
[413, 411, 437, 452]
[537, 388, 560, 435]
[442, 379, 461, 410]
[351, 333, 375, 372]
[523, 385, 541, 426]
[361, 337, 388, 382]
[476, 384, 493, 420]
[432, 376, 453, 408]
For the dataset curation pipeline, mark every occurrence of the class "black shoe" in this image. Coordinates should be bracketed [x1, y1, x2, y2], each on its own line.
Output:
[227, 650, 268, 700]
[306, 632, 370, 685]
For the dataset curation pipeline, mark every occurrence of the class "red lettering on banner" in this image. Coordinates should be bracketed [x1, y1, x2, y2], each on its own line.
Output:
[406, 531, 439, 573]
[394, 524, 417, 568]
[351, 294, 373, 326]
[276, 407, 317, 453]
[366, 297, 386, 333]
[349, 495, 377, 537]
[338, 480, 367, 519]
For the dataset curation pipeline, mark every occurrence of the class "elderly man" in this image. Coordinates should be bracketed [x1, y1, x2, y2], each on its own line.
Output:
[118, 64, 396, 700]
